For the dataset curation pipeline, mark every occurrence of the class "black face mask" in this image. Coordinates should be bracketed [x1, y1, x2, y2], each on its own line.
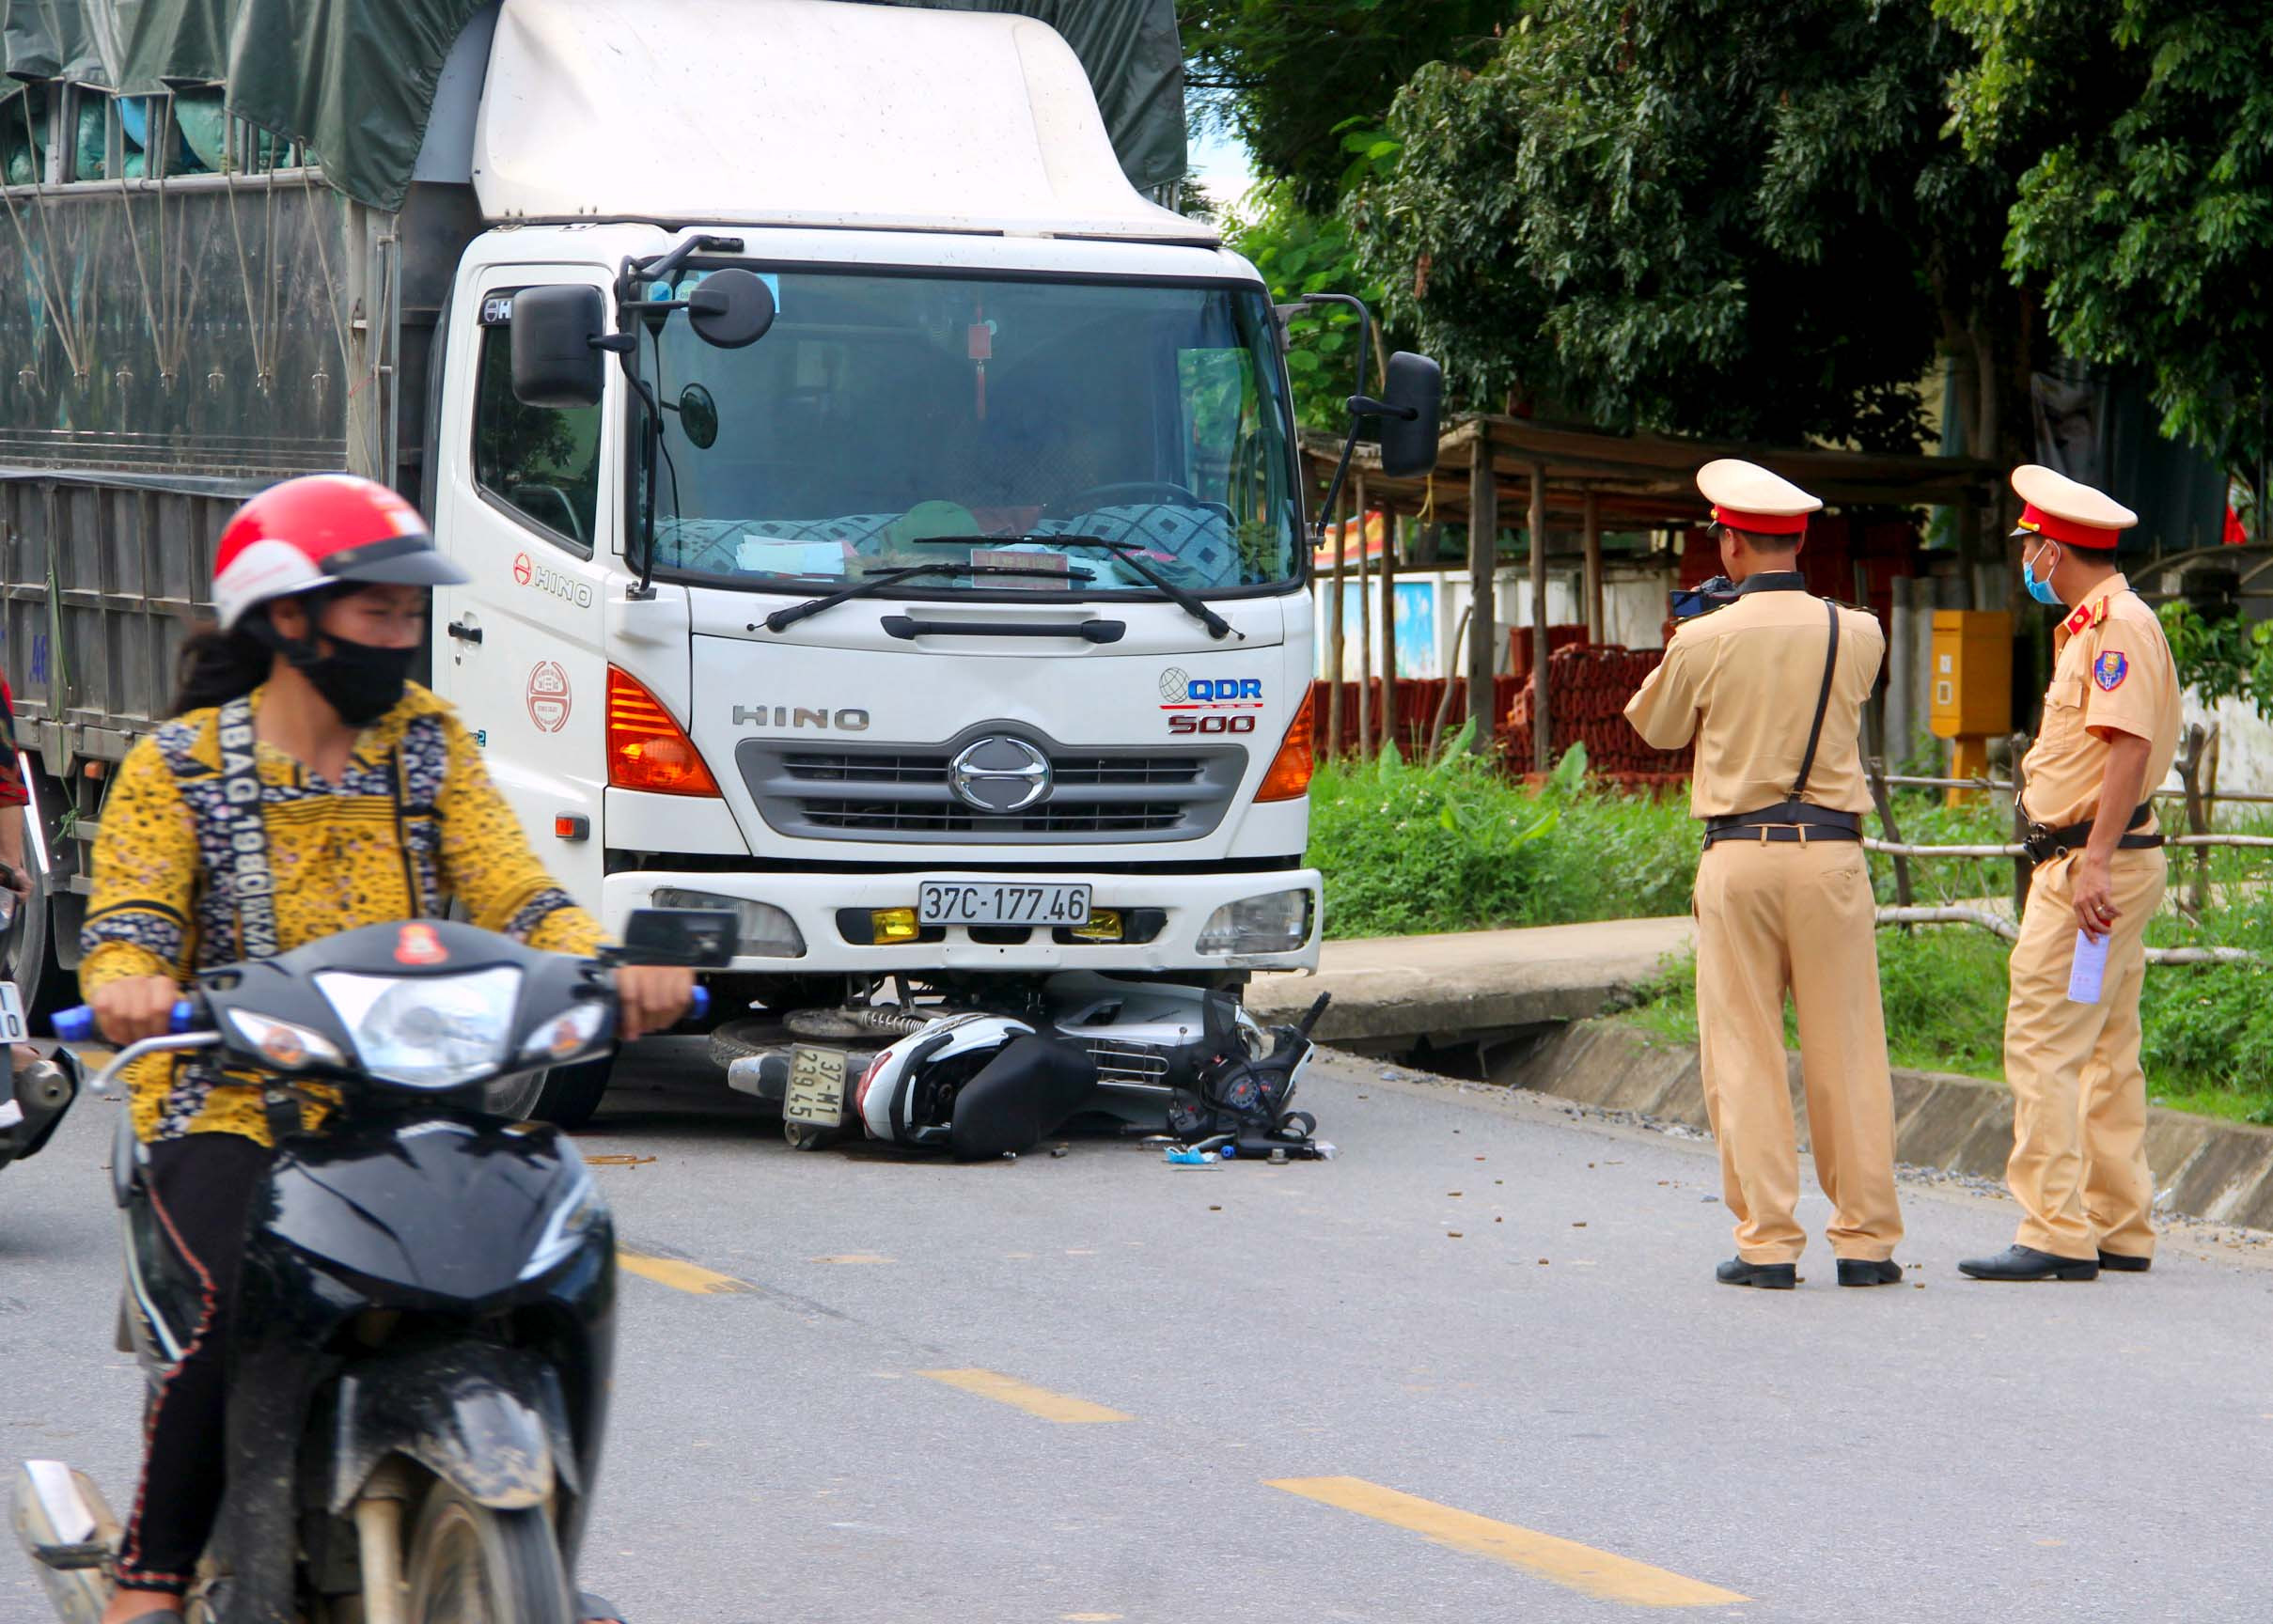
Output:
[287, 634, 415, 726]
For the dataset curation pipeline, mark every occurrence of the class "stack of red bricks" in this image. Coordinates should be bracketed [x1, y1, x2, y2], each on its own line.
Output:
[1504, 645, 1693, 787]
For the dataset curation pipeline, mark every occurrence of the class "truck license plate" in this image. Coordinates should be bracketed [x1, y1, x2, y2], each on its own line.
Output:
[918, 882, 1090, 928]
[783, 1045, 847, 1128]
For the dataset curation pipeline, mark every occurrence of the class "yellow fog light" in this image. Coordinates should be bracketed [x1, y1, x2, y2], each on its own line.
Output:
[871, 907, 921, 943]
[1067, 909, 1123, 943]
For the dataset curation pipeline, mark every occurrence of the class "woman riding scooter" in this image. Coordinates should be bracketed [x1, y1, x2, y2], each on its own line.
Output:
[81, 474, 688, 1623]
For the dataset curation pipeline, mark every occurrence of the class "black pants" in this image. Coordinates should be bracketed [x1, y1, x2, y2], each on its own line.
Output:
[114, 1133, 269, 1596]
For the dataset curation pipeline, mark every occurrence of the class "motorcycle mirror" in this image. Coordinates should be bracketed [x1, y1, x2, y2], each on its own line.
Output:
[617, 908, 738, 968]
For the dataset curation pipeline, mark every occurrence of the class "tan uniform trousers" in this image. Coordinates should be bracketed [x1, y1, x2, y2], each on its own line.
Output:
[2002, 850, 2164, 1259]
[1693, 835, 1903, 1264]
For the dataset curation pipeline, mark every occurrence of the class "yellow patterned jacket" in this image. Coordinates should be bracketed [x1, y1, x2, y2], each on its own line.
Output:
[81, 683, 604, 1145]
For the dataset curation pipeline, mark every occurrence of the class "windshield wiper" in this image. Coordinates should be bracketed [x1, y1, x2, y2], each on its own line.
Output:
[754, 560, 1096, 634]
[910, 535, 1243, 641]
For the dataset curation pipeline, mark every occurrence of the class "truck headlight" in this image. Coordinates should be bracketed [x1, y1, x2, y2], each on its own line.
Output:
[650, 888, 805, 958]
[1196, 889, 1314, 956]
[316, 967, 523, 1089]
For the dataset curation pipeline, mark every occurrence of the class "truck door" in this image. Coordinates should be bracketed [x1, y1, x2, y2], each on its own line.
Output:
[429, 273, 623, 909]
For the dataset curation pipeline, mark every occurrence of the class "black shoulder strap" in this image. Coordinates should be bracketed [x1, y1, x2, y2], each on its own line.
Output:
[1791, 599, 1841, 800]
[212, 695, 282, 960]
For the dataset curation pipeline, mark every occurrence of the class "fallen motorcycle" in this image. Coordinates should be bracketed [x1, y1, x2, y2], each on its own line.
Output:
[12, 908, 731, 1624]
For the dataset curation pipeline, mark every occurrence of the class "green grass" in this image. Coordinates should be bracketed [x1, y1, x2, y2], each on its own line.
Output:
[1305, 736, 1698, 938]
[1307, 741, 2273, 1123]
[1623, 897, 2273, 1125]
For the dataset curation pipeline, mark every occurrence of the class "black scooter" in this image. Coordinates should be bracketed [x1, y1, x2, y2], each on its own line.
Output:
[11, 909, 732, 1624]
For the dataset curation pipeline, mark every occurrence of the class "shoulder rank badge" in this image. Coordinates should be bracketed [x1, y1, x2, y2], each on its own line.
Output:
[2093, 649, 2128, 692]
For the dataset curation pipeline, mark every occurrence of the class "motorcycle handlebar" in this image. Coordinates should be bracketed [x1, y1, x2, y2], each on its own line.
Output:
[54, 983, 709, 1043]
[53, 999, 200, 1043]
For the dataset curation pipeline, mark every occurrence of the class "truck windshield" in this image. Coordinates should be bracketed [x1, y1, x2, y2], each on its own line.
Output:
[637, 269, 1302, 597]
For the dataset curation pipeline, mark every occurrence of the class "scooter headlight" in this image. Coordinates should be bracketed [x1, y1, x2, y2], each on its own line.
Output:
[316, 967, 524, 1089]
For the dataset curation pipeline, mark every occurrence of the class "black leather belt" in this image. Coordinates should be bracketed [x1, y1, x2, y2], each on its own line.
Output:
[1702, 800, 1864, 849]
[2021, 801, 2162, 864]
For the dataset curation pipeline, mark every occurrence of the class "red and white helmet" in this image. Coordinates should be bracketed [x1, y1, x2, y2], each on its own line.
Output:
[212, 474, 468, 631]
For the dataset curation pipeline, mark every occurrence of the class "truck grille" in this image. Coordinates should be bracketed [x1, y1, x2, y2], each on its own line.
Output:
[736, 728, 1246, 845]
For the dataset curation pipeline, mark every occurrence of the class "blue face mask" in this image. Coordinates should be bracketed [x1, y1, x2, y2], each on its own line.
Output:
[2022, 542, 2062, 606]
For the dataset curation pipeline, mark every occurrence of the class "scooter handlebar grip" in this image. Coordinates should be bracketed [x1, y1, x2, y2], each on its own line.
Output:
[52, 1006, 94, 1043]
[689, 986, 711, 1023]
[172, 999, 200, 1034]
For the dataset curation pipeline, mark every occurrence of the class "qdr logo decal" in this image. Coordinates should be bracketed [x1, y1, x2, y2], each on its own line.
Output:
[1159, 666, 1263, 736]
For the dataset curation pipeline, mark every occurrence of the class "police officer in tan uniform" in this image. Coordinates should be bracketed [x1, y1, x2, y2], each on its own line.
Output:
[1625, 460, 1905, 1288]
[1960, 466, 2180, 1282]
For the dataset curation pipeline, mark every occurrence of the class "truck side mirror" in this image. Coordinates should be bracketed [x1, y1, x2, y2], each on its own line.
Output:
[616, 908, 738, 968]
[510, 286, 607, 409]
[1375, 351, 1444, 479]
[686, 268, 776, 350]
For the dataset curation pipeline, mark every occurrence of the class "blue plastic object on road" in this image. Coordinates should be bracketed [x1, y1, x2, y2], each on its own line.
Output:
[1163, 1147, 1218, 1166]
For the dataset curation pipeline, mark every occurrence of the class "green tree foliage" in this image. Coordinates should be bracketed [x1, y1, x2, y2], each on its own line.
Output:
[1181, 1, 1510, 211]
[1939, 2, 2273, 472]
[1222, 127, 1403, 430]
[2159, 600, 2273, 720]
[1351, 0, 2019, 451]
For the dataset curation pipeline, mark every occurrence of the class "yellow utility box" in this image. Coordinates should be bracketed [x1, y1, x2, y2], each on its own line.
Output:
[1928, 609, 2012, 803]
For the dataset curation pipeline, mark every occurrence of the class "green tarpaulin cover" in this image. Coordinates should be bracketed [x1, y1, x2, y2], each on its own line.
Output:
[0, 0, 1184, 211]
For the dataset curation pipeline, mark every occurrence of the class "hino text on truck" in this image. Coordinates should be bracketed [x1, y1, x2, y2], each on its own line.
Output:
[0, 0, 1439, 1155]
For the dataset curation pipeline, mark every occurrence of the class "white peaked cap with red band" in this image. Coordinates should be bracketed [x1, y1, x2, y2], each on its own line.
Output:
[212, 474, 467, 630]
[1696, 458, 1823, 537]
[2010, 463, 2137, 552]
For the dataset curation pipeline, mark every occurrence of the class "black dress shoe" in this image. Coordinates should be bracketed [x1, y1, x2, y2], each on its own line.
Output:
[1716, 1257, 1796, 1289]
[2097, 1250, 2151, 1273]
[1836, 1258, 1904, 1288]
[1957, 1244, 2098, 1282]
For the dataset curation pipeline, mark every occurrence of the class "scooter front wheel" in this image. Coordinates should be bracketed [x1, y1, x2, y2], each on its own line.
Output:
[404, 1484, 572, 1624]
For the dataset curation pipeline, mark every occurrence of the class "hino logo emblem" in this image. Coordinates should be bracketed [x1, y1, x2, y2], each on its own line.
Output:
[948, 736, 1051, 814]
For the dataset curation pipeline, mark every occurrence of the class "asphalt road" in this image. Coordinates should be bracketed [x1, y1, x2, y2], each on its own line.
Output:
[4, 1041, 2270, 1623]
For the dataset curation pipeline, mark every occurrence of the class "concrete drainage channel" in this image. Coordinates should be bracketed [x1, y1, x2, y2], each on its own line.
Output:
[1253, 960, 2273, 1234]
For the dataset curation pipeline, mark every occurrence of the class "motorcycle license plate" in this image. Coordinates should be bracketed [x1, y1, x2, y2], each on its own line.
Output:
[783, 1044, 847, 1128]
[917, 882, 1090, 928]
[0, 982, 25, 1047]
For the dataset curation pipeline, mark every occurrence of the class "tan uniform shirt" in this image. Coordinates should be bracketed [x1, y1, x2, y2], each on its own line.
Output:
[1624, 577, 1886, 819]
[2017, 574, 2180, 832]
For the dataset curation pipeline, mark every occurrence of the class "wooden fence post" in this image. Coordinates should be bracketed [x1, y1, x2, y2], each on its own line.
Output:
[1466, 438, 1498, 757]
[1325, 483, 1348, 757]
[1867, 757, 1914, 912]
[2178, 722, 2208, 918]
[1380, 501, 1400, 756]
[1355, 474, 1373, 761]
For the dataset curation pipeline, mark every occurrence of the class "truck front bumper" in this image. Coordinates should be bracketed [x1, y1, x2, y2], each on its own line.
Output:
[599, 868, 1323, 976]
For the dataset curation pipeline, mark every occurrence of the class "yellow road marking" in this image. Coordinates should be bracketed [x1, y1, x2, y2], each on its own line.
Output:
[917, 1368, 1133, 1424]
[616, 1248, 755, 1295]
[1266, 1477, 1747, 1608]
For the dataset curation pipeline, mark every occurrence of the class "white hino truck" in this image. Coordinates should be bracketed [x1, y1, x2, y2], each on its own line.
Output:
[0, 0, 1437, 1141]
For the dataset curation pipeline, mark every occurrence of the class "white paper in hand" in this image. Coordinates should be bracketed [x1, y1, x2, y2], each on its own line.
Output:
[2067, 929, 2108, 1005]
